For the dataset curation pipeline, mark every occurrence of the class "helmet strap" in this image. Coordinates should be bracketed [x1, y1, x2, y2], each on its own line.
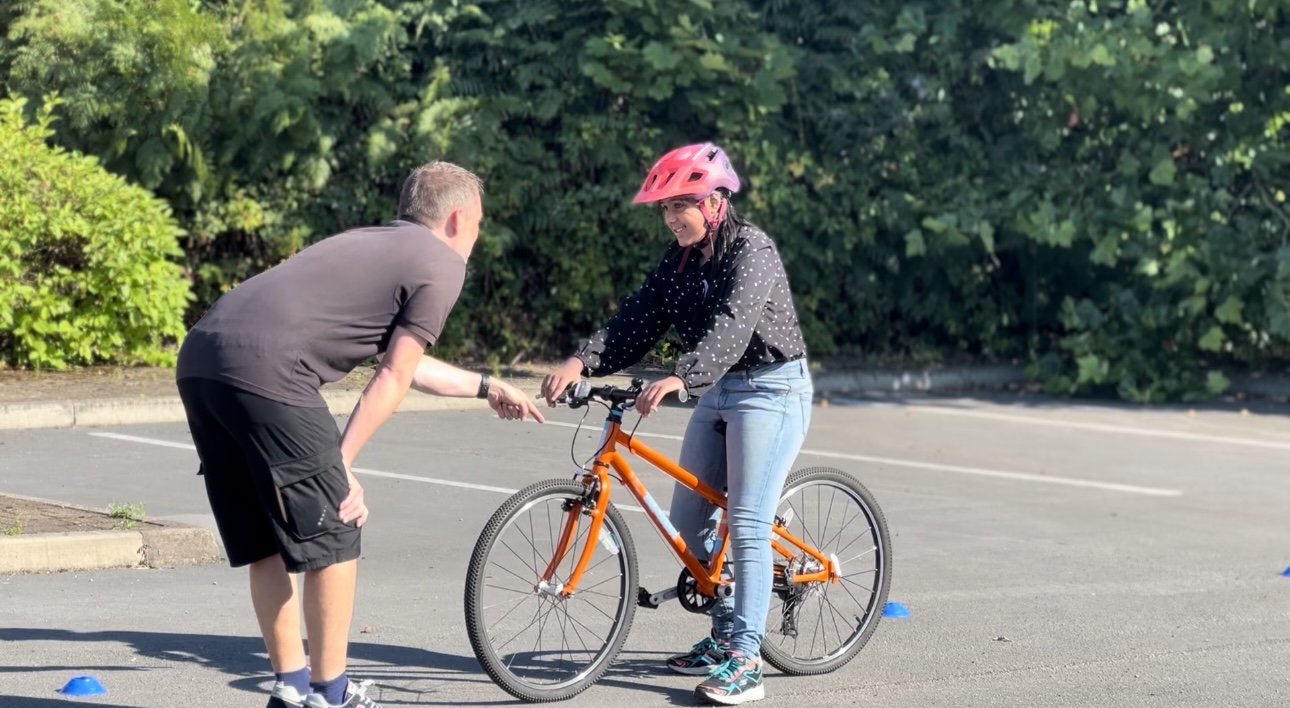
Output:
[676, 196, 727, 273]
[698, 197, 728, 238]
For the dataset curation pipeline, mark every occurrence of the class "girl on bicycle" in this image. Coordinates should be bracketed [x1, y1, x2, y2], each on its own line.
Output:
[542, 143, 814, 705]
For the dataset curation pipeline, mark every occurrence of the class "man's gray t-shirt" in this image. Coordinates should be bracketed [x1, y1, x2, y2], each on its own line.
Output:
[176, 219, 466, 408]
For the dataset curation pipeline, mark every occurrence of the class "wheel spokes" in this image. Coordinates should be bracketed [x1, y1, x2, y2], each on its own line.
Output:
[476, 491, 630, 689]
[767, 479, 886, 664]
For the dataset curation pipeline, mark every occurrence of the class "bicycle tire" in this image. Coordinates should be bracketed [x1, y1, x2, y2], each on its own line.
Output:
[464, 479, 638, 702]
[760, 466, 892, 676]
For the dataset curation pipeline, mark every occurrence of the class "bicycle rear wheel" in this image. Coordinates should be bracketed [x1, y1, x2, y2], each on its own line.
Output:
[760, 466, 892, 675]
[464, 479, 638, 702]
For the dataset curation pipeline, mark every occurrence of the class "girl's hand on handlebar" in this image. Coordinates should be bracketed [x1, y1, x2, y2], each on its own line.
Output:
[637, 376, 686, 417]
[541, 357, 585, 407]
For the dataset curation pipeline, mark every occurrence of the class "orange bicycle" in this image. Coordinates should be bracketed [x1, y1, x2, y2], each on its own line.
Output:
[464, 378, 892, 702]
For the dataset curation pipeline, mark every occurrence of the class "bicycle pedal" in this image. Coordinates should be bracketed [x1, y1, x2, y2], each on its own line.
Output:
[636, 586, 679, 609]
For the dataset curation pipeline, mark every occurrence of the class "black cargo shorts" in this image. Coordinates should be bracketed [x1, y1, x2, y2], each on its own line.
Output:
[176, 377, 360, 573]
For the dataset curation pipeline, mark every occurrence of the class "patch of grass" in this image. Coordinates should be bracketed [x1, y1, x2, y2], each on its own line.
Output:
[107, 502, 146, 530]
[4, 514, 25, 536]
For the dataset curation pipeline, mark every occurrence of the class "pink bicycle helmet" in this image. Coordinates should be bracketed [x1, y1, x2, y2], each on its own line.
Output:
[632, 143, 741, 205]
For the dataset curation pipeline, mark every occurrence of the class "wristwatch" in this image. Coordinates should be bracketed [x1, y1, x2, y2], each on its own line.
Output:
[477, 373, 491, 399]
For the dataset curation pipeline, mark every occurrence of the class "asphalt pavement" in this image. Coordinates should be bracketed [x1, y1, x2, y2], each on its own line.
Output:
[2, 394, 1289, 707]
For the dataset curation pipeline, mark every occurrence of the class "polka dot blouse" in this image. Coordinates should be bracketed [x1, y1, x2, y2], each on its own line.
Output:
[573, 224, 808, 396]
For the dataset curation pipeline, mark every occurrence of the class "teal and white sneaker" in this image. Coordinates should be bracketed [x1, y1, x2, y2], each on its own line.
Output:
[266, 681, 308, 708]
[665, 631, 730, 676]
[694, 650, 765, 705]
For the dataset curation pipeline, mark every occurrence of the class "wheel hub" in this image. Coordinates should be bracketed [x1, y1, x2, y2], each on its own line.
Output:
[778, 555, 825, 637]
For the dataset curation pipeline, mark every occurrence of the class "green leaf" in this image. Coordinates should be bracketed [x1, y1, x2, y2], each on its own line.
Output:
[1040, 219, 1077, 247]
[1044, 45, 1069, 80]
[921, 216, 949, 233]
[1149, 158, 1176, 186]
[1089, 44, 1115, 66]
[699, 52, 728, 72]
[642, 42, 682, 71]
[1198, 326, 1225, 352]
[1090, 234, 1119, 265]
[1179, 295, 1207, 315]
[1076, 354, 1105, 384]
[978, 221, 996, 253]
[1133, 206, 1154, 233]
[904, 229, 927, 257]
[1214, 296, 1244, 324]
[993, 44, 1021, 69]
[1024, 52, 1043, 84]
[1206, 370, 1230, 394]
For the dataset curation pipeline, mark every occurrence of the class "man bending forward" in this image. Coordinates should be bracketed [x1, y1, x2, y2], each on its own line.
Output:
[175, 161, 543, 708]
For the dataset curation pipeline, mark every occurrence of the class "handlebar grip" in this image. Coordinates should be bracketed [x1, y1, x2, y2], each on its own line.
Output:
[535, 380, 594, 406]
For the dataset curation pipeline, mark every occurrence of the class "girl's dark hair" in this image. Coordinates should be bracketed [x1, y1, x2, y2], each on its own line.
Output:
[708, 190, 750, 276]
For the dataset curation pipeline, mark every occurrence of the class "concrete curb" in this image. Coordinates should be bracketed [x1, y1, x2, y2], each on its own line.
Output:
[2, 364, 1285, 433]
[0, 389, 500, 432]
[0, 531, 147, 575]
[0, 492, 224, 575]
[812, 364, 1027, 395]
[0, 367, 1021, 432]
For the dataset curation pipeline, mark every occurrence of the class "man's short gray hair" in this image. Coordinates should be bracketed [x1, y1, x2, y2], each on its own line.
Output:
[397, 161, 485, 226]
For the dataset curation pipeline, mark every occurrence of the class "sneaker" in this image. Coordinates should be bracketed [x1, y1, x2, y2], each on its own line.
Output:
[266, 681, 307, 708]
[665, 630, 730, 676]
[303, 680, 381, 708]
[694, 650, 764, 705]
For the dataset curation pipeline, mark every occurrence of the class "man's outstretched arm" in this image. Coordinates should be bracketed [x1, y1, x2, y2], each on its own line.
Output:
[336, 326, 545, 523]
[404, 354, 545, 424]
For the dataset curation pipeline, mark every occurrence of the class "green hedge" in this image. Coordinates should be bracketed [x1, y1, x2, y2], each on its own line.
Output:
[2, 0, 1287, 400]
[0, 95, 191, 368]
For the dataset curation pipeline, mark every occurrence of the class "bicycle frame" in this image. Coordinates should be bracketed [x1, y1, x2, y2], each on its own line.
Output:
[543, 405, 838, 599]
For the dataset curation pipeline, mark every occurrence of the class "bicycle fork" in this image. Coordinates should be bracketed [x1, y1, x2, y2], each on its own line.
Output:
[535, 469, 610, 599]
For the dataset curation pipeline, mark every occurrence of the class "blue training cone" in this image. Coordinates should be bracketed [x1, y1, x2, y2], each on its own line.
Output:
[882, 601, 910, 618]
[58, 675, 106, 697]
[1282, 566, 1290, 577]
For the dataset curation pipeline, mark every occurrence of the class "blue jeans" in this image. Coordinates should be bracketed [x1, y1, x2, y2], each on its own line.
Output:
[668, 358, 814, 656]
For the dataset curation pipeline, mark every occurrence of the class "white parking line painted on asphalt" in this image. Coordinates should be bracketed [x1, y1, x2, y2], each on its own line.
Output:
[831, 397, 1290, 451]
[540, 421, 1184, 497]
[350, 468, 519, 495]
[89, 432, 197, 451]
[92, 423, 1182, 498]
[87, 432, 648, 513]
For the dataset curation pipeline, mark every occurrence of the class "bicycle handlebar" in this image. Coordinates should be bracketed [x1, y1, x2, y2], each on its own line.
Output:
[563, 379, 642, 409]
[538, 377, 689, 410]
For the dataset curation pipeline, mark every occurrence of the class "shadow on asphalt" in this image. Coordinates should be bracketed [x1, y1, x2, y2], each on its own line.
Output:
[0, 628, 705, 706]
[0, 698, 130, 708]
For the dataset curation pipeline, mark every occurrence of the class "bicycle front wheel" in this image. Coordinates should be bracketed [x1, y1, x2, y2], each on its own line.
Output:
[464, 479, 638, 702]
